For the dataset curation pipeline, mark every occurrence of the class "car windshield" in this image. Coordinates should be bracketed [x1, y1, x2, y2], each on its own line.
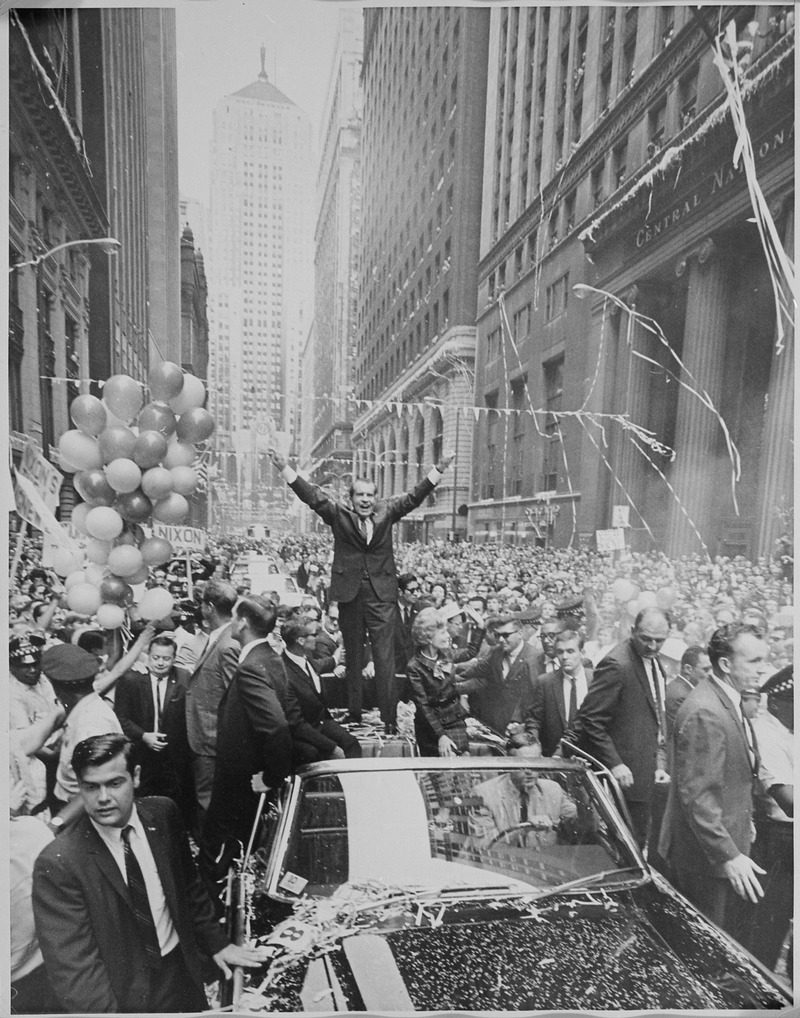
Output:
[273, 764, 642, 902]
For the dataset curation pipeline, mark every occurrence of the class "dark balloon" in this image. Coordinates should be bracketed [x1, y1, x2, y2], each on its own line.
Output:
[133, 429, 169, 469]
[99, 576, 134, 606]
[116, 490, 153, 524]
[138, 402, 177, 437]
[75, 469, 117, 505]
[175, 407, 215, 443]
[98, 425, 138, 464]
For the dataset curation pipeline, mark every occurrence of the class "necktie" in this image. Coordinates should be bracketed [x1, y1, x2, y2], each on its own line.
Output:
[740, 707, 758, 772]
[648, 659, 666, 743]
[121, 825, 161, 968]
[519, 793, 528, 824]
[567, 675, 577, 724]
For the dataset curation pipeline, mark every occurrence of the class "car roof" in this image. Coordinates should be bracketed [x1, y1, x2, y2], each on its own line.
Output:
[294, 756, 591, 778]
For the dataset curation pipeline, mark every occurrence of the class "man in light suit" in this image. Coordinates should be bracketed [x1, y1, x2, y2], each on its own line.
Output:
[567, 608, 671, 848]
[660, 623, 769, 938]
[523, 628, 593, 757]
[200, 596, 294, 904]
[454, 616, 539, 737]
[113, 634, 192, 825]
[281, 620, 361, 762]
[184, 580, 239, 828]
[32, 733, 268, 1013]
[270, 446, 455, 730]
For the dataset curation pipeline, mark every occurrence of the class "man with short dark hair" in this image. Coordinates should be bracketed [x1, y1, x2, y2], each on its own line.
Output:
[455, 616, 539, 736]
[269, 446, 455, 730]
[665, 645, 713, 739]
[184, 579, 239, 826]
[523, 629, 593, 757]
[535, 618, 567, 675]
[114, 634, 192, 825]
[660, 623, 769, 937]
[281, 620, 361, 762]
[568, 608, 671, 848]
[200, 596, 294, 901]
[32, 733, 268, 1013]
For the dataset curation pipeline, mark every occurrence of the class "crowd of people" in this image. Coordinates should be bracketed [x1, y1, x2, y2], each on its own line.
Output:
[7, 475, 794, 1011]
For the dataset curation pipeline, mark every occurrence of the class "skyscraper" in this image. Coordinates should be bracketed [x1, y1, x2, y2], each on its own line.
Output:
[302, 8, 363, 522]
[355, 8, 490, 541]
[206, 49, 314, 526]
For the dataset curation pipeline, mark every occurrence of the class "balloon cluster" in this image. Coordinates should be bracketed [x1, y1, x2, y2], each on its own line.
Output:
[53, 364, 214, 628]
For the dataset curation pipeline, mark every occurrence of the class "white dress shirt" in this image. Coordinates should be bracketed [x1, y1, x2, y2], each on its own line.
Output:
[561, 664, 589, 715]
[285, 650, 321, 694]
[89, 806, 179, 956]
[238, 637, 270, 665]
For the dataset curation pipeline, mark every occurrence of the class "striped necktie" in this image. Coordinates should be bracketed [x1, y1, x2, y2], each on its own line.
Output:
[121, 825, 161, 968]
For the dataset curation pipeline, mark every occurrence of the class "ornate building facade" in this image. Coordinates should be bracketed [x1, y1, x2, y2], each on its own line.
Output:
[473, 4, 793, 557]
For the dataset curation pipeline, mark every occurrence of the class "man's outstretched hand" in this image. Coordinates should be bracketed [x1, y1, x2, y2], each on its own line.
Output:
[268, 448, 287, 471]
[437, 448, 456, 473]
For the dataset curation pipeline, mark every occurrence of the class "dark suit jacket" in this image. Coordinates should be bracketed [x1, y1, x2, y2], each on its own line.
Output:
[455, 643, 539, 734]
[282, 653, 341, 756]
[568, 638, 666, 803]
[32, 796, 226, 1013]
[114, 667, 190, 794]
[288, 473, 436, 603]
[185, 623, 239, 756]
[215, 641, 294, 788]
[525, 665, 594, 757]
[660, 677, 758, 878]
[309, 626, 339, 675]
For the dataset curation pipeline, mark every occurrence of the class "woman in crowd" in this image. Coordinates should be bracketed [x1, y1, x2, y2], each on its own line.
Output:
[406, 607, 468, 757]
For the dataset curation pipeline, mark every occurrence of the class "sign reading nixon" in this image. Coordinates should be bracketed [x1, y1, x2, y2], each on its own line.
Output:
[152, 522, 207, 553]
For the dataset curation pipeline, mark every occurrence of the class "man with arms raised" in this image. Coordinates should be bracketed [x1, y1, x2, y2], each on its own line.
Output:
[270, 446, 455, 731]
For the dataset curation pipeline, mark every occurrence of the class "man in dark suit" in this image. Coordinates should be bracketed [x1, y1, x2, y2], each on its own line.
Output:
[184, 580, 239, 828]
[659, 623, 768, 938]
[270, 446, 455, 730]
[533, 617, 568, 676]
[454, 616, 539, 737]
[664, 644, 712, 739]
[567, 608, 671, 848]
[281, 620, 361, 762]
[32, 733, 268, 1013]
[523, 628, 593, 757]
[114, 634, 192, 825]
[200, 596, 294, 903]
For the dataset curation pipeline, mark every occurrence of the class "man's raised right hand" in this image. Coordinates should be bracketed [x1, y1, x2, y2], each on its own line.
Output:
[268, 448, 287, 471]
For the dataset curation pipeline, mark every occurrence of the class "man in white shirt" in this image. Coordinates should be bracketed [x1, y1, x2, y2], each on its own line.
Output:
[32, 733, 269, 1013]
[522, 629, 593, 757]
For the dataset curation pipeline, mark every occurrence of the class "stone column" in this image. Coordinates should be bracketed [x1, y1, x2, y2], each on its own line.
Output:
[614, 285, 652, 525]
[755, 204, 794, 558]
[665, 239, 729, 556]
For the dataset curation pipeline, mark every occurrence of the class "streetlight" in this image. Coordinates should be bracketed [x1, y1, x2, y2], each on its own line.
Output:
[9, 236, 121, 272]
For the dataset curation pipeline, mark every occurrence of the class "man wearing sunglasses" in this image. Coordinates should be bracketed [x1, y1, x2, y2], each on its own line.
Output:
[454, 616, 538, 739]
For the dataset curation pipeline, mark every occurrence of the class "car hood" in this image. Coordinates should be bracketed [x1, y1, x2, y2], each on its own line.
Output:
[238, 881, 789, 1012]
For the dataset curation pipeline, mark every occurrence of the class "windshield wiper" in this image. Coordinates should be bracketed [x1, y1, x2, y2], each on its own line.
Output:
[530, 865, 647, 901]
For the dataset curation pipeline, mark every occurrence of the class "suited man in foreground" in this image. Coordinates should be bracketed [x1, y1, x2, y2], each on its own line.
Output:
[114, 634, 192, 825]
[200, 596, 294, 904]
[659, 623, 768, 938]
[454, 616, 539, 738]
[184, 580, 240, 828]
[522, 628, 593, 757]
[567, 608, 671, 848]
[270, 446, 455, 730]
[281, 620, 361, 762]
[32, 733, 268, 1013]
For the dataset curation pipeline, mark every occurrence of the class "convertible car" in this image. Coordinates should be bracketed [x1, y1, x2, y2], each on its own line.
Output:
[227, 756, 791, 1012]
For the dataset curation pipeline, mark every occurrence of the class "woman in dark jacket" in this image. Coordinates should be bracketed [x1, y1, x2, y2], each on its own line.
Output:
[406, 607, 469, 757]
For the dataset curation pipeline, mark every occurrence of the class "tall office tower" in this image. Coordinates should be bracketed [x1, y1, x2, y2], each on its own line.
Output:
[474, 5, 793, 557]
[206, 50, 314, 526]
[81, 7, 181, 378]
[355, 8, 490, 541]
[304, 8, 363, 523]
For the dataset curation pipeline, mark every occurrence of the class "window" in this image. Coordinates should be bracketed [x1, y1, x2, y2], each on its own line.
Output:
[612, 139, 628, 187]
[510, 378, 527, 495]
[679, 66, 698, 128]
[542, 356, 564, 491]
[513, 303, 531, 339]
[546, 273, 569, 321]
[591, 162, 605, 209]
